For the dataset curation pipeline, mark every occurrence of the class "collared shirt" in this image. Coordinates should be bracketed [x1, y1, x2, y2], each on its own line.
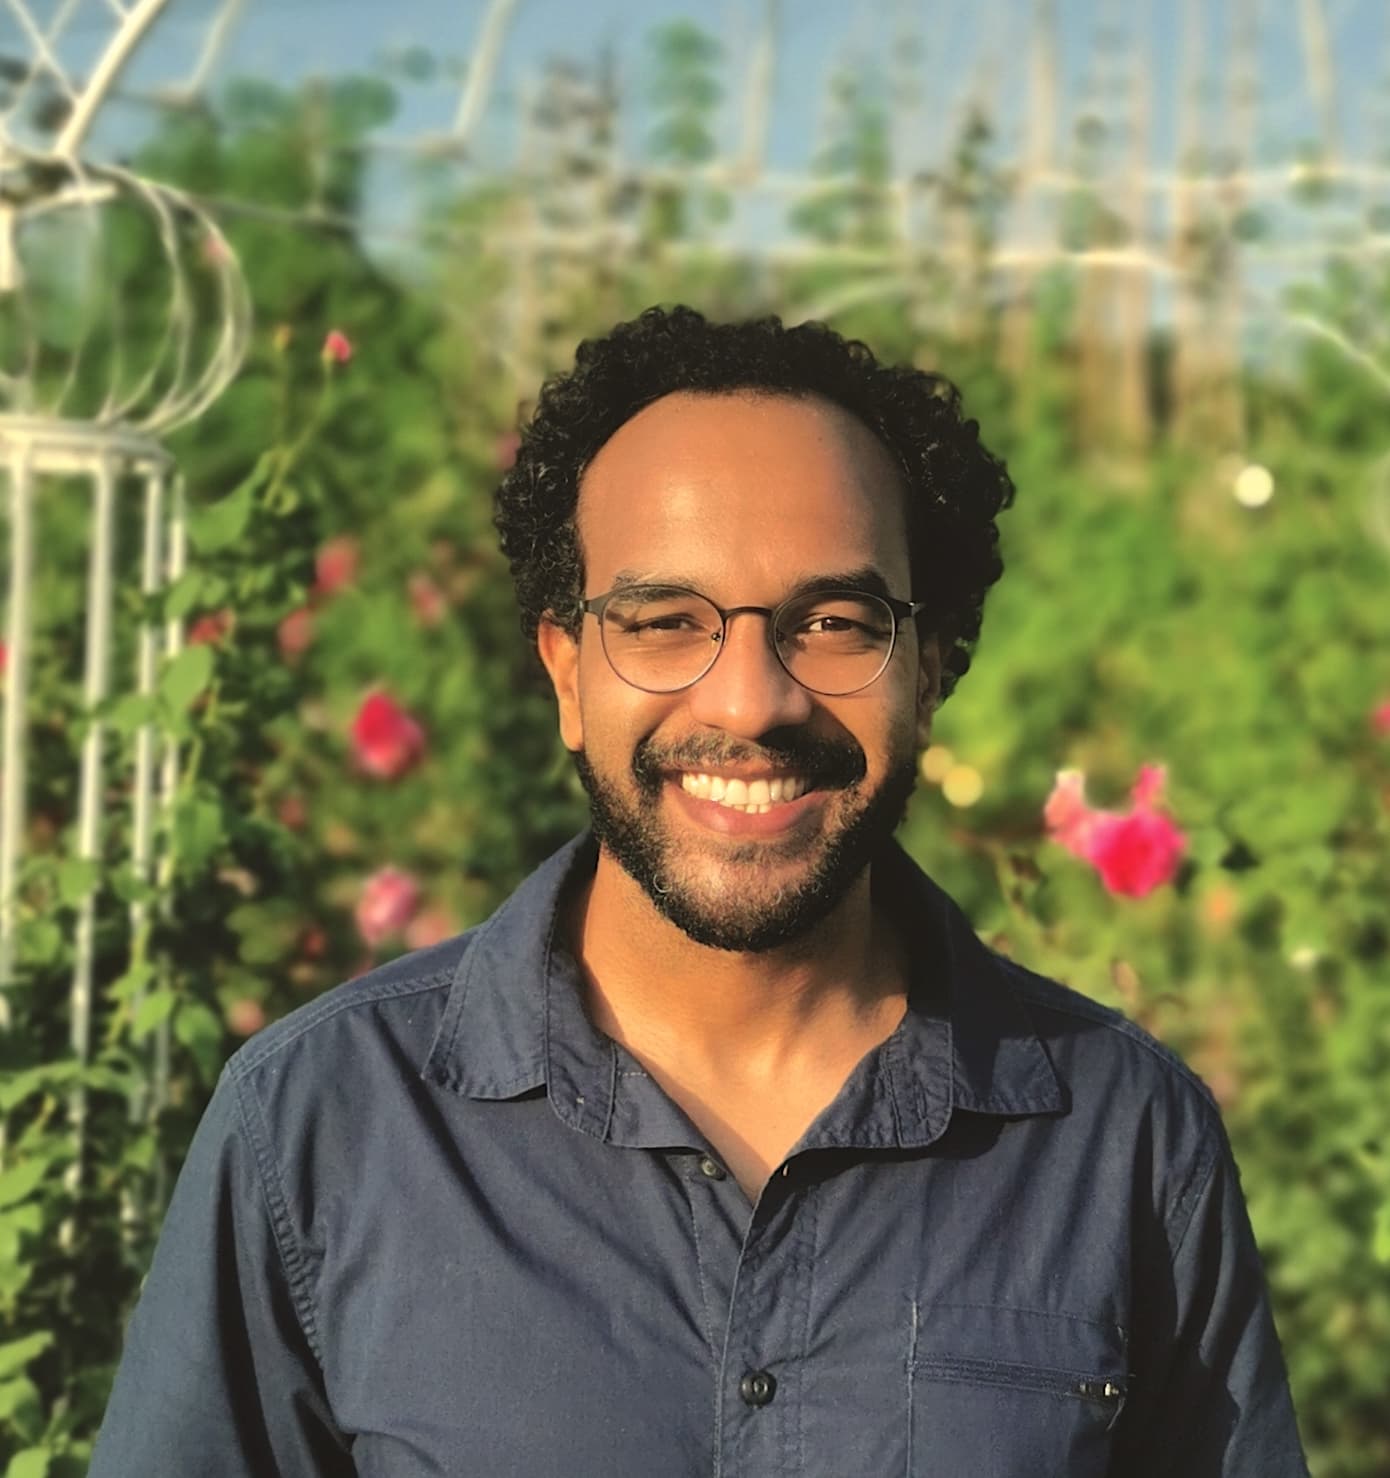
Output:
[91, 834, 1307, 1477]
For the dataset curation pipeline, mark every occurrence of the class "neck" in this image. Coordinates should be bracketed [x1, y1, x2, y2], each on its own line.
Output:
[568, 848, 907, 1083]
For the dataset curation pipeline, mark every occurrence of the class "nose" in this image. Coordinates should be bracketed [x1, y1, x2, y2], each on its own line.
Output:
[684, 609, 815, 738]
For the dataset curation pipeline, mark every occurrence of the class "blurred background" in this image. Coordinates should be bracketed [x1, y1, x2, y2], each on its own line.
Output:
[0, 0, 1387, 1472]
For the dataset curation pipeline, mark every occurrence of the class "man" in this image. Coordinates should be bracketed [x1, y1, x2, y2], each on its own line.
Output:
[92, 307, 1308, 1475]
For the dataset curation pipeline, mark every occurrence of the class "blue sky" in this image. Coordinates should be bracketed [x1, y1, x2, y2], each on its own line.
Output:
[3, 0, 1387, 256]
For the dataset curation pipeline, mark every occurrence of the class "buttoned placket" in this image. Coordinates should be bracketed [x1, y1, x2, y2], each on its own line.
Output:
[684, 1151, 812, 1477]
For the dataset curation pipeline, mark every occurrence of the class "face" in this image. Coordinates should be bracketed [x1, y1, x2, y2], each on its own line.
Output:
[538, 391, 940, 953]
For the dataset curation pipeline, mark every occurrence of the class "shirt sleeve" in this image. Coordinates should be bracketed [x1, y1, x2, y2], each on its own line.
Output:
[1114, 1119, 1310, 1477]
[89, 1069, 354, 1476]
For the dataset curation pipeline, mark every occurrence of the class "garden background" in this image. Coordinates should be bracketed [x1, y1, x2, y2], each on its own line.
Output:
[0, 1, 1388, 1474]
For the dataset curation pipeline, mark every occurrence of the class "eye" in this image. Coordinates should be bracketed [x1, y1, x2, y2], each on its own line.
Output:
[800, 613, 863, 635]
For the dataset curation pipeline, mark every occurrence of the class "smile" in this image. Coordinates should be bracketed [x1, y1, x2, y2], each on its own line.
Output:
[678, 772, 812, 814]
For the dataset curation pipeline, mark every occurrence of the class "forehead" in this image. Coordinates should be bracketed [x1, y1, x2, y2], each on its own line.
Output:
[576, 391, 910, 595]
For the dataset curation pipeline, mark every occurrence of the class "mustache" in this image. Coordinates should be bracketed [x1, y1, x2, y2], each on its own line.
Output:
[632, 730, 868, 795]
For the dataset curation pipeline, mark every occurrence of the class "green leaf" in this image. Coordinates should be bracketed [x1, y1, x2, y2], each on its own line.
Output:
[1374, 1201, 1390, 1265]
[159, 645, 214, 713]
[0, 1332, 53, 1381]
[6, 1447, 51, 1478]
[0, 1162, 49, 1211]
[108, 867, 156, 907]
[132, 989, 177, 1040]
[20, 921, 62, 967]
[107, 963, 154, 1004]
[106, 692, 159, 738]
[186, 461, 268, 553]
[121, 1132, 156, 1175]
[174, 1002, 226, 1087]
[172, 795, 224, 871]
[0, 1376, 39, 1426]
[0, 1065, 77, 1115]
[54, 859, 99, 907]
[0, 1204, 43, 1241]
[163, 570, 205, 622]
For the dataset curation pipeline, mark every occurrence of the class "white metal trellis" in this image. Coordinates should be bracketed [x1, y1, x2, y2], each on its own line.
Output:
[0, 0, 250, 1194]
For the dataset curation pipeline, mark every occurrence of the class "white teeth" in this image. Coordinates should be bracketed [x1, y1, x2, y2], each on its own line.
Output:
[678, 772, 812, 811]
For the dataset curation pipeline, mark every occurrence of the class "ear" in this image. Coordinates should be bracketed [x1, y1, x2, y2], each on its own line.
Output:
[915, 634, 943, 746]
[537, 615, 585, 752]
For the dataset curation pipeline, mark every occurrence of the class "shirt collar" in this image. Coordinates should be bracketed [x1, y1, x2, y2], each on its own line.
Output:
[422, 832, 1063, 1150]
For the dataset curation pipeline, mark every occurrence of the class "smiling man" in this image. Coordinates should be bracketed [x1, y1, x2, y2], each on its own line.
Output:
[91, 307, 1307, 1476]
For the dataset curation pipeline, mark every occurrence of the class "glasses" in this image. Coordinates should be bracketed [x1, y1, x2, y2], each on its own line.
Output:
[581, 584, 925, 696]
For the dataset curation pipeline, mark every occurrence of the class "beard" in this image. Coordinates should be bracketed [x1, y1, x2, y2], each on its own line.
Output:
[572, 727, 918, 954]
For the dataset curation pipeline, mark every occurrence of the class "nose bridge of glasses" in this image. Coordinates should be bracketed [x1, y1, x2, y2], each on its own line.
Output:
[714, 604, 784, 660]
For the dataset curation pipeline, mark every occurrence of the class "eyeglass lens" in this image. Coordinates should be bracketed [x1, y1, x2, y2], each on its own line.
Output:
[596, 587, 897, 694]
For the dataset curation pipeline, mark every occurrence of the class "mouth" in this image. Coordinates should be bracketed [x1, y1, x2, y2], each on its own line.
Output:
[676, 771, 813, 814]
[666, 769, 830, 837]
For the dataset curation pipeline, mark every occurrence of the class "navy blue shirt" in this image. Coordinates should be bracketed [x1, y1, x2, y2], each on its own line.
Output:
[91, 834, 1307, 1476]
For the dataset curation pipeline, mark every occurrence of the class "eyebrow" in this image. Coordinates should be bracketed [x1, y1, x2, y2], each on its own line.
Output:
[606, 566, 896, 601]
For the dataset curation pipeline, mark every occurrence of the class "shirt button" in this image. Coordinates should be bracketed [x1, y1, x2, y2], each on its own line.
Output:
[739, 1370, 777, 1407]
[698, 1156, 727, 1181]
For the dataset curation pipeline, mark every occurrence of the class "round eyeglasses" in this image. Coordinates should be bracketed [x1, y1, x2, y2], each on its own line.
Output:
[581, 584, 925, 696]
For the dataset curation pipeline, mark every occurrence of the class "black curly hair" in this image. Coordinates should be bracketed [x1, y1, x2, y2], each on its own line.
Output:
[494, 305, 1014, 703]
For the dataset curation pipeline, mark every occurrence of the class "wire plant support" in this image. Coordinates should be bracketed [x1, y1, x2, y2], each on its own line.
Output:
[0, 0, 249, 1194]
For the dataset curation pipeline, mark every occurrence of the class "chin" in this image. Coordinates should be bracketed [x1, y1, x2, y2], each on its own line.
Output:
[574, 749, 918, 954]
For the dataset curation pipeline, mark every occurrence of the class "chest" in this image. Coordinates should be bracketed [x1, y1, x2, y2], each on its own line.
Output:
[308, 1100, 1138, 1478]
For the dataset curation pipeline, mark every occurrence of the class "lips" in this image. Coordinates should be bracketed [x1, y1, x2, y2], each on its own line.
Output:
[666, 774, 826, 836]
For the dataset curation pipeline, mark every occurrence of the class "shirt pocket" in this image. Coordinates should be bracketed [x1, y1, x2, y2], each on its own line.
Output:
[907, 1301, 1130, 1478]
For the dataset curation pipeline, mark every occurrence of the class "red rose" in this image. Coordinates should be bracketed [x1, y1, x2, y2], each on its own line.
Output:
[350, 691, 426, 780]
[1044, 764, 1187, 899]
[187, 609, 234, 646]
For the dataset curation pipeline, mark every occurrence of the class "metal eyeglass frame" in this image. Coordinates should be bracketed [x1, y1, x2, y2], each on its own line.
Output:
[579, 586, 927, 696]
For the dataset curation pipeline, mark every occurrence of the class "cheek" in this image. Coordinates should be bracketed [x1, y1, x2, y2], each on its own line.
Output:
[576, 653, 668, 762]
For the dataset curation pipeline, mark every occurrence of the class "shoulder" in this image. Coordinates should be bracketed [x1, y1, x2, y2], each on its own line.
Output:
[993, 955, 1229, 1224]
[999, 955, 1221, 1119]
[223, 929, 479, 1095]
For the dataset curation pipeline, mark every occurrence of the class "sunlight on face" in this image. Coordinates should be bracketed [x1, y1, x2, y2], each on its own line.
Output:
[554, 391, 935, 950]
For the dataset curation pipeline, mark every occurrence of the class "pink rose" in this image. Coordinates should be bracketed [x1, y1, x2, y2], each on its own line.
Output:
[225, 998, 267, 1036]
[408, 571, 448, 628]
[350, 690, 426, 779]
[1372, 698, 1390, 738]
[1043, 764, 1187, 899]
[314, 535, 360, 599]
[277, 606, 314, 661]
[404, 906, 457, 950]
[322, 329, 353, 364]
[355, 866, 422, 947]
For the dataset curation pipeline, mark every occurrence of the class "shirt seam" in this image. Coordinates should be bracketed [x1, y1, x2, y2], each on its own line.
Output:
[233, 971, 455, 1075]
[1164, 1119, 1223, 1256]
[226, 1068, 326, 1370]
[1000, 959, 1222, 1120]
[682, 1164, 719, 1362]
[920, 1298, 1129, 1343]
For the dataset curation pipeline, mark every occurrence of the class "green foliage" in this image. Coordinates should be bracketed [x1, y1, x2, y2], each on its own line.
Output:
[4, 34, 1389, 1478]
